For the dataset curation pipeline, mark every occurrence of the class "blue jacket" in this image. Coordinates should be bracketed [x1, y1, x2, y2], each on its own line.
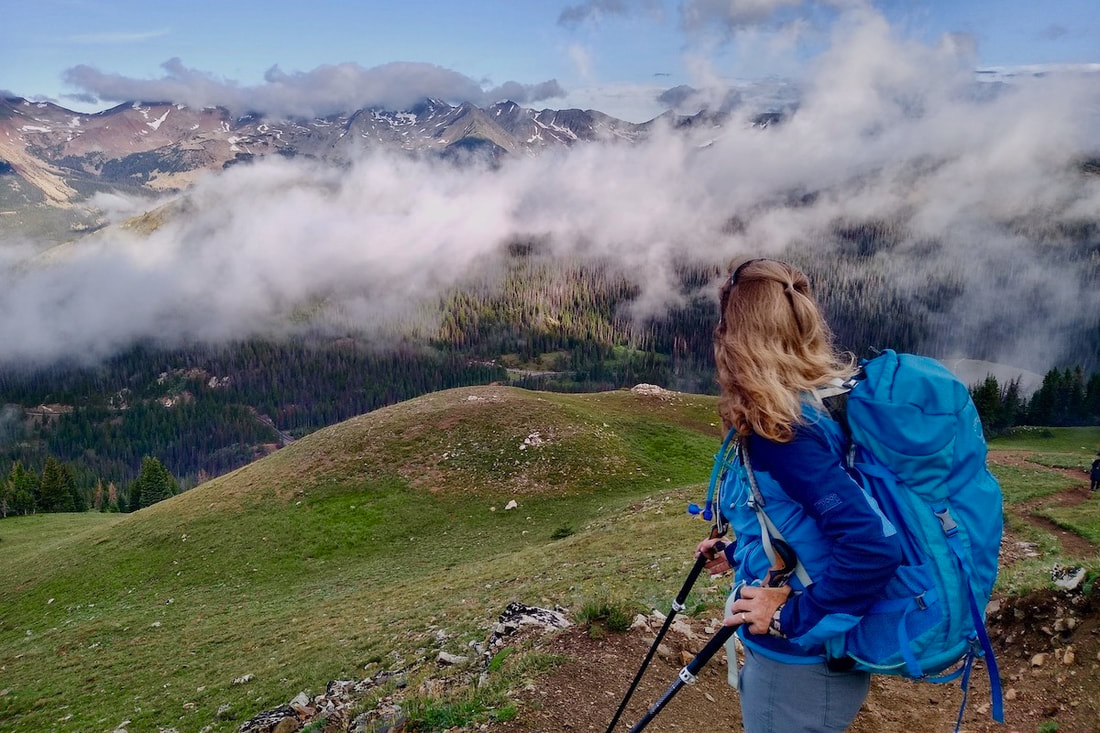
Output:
[719, 403, 903, 663]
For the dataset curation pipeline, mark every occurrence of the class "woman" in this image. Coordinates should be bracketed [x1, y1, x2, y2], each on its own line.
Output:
[696, 259, 903, 732]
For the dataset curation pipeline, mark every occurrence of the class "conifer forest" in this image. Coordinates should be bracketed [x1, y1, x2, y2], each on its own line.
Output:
[2, 219, 1099, 515]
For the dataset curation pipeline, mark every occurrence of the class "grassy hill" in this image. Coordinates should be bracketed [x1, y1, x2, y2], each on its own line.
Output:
[3, 387, 1098, 733]
[0, 385, 724, 732]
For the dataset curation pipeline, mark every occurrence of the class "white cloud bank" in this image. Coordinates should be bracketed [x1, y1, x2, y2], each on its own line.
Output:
[62, 58, 565, 118]
[3, 7, 1099, 371]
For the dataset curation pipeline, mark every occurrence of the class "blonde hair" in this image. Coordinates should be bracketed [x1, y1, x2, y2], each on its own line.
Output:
[714, 259, 855, 442]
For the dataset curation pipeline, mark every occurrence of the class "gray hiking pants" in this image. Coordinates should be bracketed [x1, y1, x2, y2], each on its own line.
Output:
[735, 645, 869, 732]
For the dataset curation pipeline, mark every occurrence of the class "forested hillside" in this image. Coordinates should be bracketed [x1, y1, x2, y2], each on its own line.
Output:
[2, 219, 1098, 512]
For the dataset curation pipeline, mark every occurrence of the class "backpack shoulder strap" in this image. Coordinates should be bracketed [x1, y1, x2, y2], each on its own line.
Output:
[739, 440, 814, 587]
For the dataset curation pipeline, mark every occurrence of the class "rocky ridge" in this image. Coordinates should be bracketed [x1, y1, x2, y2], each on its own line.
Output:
[0, 96, 661, 208]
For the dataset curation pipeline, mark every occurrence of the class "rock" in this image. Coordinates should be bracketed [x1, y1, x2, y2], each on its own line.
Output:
[1062, 646, 1076, 666]
[1051, 565, 1086, 591]
[1030, 653, 1047, 667]
[216, 705, 234, 720]
[631, 384, 673, 399]
[233, 674, 255, 685]
[486, 602, 571, 650]
[504, 500, 518, 510]
[437, 651, 468, 666]
[238, 706, 297, 733]
[289, 692, 311, 713]
[985, 599, 1002, 616]
[1005, 688, 1017, 701]
[670, 619, 697, 639]
[630, 614, 650, 631]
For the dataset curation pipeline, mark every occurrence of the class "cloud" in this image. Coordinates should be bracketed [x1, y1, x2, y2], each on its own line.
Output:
[6, 6, 1100, 372]
[65, 29, 170, 44]
[558, 0, 664, 27]
[1038, 24, 1069, 41]
[681, 0, 807, 32]
[62, 59, 564, 118]
[569, 44, 594, 81]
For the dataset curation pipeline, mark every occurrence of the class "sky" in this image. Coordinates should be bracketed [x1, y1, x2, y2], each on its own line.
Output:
[1, 0, 1099, 121]
[1, 0, 1100, 374]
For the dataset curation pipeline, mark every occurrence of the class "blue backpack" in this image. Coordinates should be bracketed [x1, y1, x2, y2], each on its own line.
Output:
[697, 350, 1005, 727]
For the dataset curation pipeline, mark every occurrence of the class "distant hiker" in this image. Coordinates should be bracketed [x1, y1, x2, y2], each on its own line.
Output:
[695, 259, 902, 733]
[1091, 452, 1100, 492]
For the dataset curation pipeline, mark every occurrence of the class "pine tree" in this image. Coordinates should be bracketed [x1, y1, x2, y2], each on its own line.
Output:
[134, 456, 179, 508]
[970, 376, 1003, 435]
[6, 462, 38, 516]
[0, 473, 10, 518]
[65, 464, 85, 512]
[39, 457, 75, 512]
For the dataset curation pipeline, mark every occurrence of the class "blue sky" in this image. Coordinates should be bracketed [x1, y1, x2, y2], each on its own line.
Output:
[2, 0, 1098, 121]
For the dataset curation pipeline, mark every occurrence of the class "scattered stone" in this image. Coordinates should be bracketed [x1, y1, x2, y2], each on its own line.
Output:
[289, 691, 310, 713]
[1005, 688, 1017, 701]
[670, 619, 697, 639]
[1062, 646, 1076, 666]
[630, 614, 650, 631]
[1030, 653, 1047, 668]
[216, 705, 234, 720]
[233, 674, 255, 686]
[504, 500, 518, 511]
[486, 602, 571, 651]
[985, 599, 1002, 616]
[1051, 565, 1086, 591]
[521, 431, 545, 449]
[437, 651, 468, 666]
[237, 705, 296, 733]
[631, 384, 673, 399]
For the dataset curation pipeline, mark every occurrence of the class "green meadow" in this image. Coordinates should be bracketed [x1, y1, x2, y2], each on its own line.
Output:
[1, 390, 1096, 732]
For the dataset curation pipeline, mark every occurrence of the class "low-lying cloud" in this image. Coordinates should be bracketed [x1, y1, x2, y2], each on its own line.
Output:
[4, 7, 1100, 373]
[62, 58, 565, 118]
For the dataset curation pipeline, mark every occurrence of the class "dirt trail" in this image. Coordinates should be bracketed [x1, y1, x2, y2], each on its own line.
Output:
[989, 449, 1098, 558]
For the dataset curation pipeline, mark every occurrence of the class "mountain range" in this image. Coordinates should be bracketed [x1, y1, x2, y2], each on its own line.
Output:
[0, 95, 722, 209]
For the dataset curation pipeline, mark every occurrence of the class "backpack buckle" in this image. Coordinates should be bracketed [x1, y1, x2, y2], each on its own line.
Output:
[934, 507, 958, 537]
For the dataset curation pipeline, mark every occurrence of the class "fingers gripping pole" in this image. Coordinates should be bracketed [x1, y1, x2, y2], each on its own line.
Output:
[627, 625, 738, 733]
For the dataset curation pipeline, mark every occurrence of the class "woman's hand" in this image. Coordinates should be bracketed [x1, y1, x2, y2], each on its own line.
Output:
[726, 584, 791, 635]
[695, 537, 731, 576]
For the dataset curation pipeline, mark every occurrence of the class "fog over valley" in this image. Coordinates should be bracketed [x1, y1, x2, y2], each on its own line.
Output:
[2, 8, 1099, 373]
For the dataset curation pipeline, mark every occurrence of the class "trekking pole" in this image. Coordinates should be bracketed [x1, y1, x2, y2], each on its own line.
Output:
[627, 624, 738, 733]
[604, 535, 724, 733]
[623, 538, 800, 733]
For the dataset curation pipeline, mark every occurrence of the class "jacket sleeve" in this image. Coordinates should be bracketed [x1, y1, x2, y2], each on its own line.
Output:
[748, 426, 903, 641]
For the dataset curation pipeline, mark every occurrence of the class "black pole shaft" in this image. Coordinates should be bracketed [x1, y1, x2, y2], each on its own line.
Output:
[604, 551, 710, 733]
[627, 625, 737, 733]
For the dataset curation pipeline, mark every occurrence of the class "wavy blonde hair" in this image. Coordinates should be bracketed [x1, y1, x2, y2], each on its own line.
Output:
[714, 259, 855, 442]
